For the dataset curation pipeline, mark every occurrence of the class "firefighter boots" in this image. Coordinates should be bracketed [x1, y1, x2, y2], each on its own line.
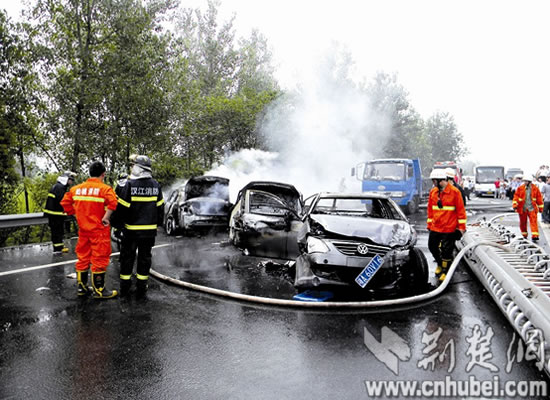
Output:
[77, 270, 90, 296]
[92, 272, 118, 299]
[438, 259, 451, 282]
[119, 277, 131, 297]
[136, 276, 149, 299]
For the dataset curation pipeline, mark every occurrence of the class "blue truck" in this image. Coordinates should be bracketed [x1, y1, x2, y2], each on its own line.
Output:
[353, 158, 425, 214]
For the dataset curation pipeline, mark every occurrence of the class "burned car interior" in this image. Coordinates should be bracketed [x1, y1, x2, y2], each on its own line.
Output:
[164, 176, 231, 235]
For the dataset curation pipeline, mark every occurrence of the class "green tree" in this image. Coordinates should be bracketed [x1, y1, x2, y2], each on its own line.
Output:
[365, 72, 425, 160]
[0, 10, 42, 214]
[423, 111, 467, 169]
[30, 0, 175, 177]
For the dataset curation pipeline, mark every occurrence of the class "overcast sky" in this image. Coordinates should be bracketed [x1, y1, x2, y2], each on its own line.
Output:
[4, 0, 550, 176]
[212, 0, 550, 176]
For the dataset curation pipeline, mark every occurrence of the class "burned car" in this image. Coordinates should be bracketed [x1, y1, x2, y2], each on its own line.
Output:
[164, 176, 231, 235]
[295, 192, 428, 294]
[229, 181, 304, 259]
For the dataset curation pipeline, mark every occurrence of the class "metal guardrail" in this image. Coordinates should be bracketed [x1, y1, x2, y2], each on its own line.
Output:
[0, 213, 48, 229]
[457, 219, 550, 376]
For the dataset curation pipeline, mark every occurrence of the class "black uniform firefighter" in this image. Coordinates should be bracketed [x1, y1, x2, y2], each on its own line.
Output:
[43, 171, 76, 253]
[114, 155, 164, 297]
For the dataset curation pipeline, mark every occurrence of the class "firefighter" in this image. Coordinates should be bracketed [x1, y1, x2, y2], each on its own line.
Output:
[60, 161, 118, 299]
[43, 171, 76, 253]
[427, 168, 467, 282]
[512, 174, 543, 242]
[114, 155, 164, 298]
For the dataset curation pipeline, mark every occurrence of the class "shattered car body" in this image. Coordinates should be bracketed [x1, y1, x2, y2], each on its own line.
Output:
[229, 181, 304, 259]
[295, 192, 428, 294]
[164, 176, 231, 235]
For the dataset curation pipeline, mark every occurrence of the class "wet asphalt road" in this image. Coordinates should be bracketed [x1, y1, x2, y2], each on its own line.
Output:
[1, 197, 549, 399]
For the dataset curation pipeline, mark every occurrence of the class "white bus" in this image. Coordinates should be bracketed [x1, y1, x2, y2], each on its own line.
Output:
[474, 165, 505, 197]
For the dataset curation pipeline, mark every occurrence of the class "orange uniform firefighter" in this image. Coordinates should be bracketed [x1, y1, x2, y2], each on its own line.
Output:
[60, 161, 118, 299]
[512, 174, 543, 242]
[427, 168, 467, 282]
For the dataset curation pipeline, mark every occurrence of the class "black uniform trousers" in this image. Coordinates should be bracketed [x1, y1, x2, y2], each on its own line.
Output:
[48, 216, 65, 251]
[428, 230, 457, 266]
[120, 235, 156, 277]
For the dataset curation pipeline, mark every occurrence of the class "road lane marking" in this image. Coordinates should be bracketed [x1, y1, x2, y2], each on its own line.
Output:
[0, 243, 172, 277]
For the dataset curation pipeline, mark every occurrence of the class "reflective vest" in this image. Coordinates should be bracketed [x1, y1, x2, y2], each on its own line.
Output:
[44, 182, 68, 218]
[427, 183, 467, 233]
[114, 177, 164, 238]
[60, 178, 118, 233]
[513, 183, 544, 213]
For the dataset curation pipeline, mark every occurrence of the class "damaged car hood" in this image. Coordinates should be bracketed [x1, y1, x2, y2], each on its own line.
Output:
[309, 214, 413, 247]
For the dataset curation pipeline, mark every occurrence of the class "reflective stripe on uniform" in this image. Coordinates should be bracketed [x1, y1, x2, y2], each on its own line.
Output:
[120, 274, 132, 280]
[48, 193, 56, 198]
[427, 218, 433, 223]
[136, 274, 149, 280]
[124, 224, 157, 230]
[73, 196, 105, 203]
[131, 196, 157, 202]
[157, 199, 164, 206]
[43, 209, 67, 216]
[432, 206, 456, 211]
[458, 219, 467, 224]
[118, 198, 131, 208]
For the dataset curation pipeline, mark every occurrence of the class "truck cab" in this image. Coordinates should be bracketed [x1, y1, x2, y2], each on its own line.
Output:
[354, 158, 423, 214]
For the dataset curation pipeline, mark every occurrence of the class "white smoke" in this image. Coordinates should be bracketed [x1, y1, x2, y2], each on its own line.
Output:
[207, 45, 392, 202]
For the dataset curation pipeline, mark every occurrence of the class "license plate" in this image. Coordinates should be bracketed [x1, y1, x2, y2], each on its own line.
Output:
[487, 191, 493, 195]
[355, 254, 384, 288]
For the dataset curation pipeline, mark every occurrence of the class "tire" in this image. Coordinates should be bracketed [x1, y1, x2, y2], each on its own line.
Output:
[165, 217, 177, 236]
[229, 225, 241, 247]
[404, 248, 429, 293]
[406, 196, 419, 215]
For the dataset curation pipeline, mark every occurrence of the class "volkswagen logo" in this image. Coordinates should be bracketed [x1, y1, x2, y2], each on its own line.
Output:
[357, 243, 369, 255]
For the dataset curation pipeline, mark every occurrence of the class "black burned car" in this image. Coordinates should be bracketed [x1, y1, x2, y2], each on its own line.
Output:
[295, 192, 428, 293]
[164, 176, 231, 235]
[229, 181, 303, 259]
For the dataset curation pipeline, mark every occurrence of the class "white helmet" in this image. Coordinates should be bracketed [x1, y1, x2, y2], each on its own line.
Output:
[514, 174, 523, 180]
[444, 167, 456, 179]
[429, 169, 447, 180]
[523, 175, 533, 182]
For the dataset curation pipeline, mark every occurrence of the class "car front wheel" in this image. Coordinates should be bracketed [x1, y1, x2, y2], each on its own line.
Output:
[165, 217, 177, 236]
[404, 248, 429, 293]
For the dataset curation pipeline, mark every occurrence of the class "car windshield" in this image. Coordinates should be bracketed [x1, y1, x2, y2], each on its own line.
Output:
[363, 163, 405, 181]
[311, 197, 402, 219]
[249, 191, 292, 216]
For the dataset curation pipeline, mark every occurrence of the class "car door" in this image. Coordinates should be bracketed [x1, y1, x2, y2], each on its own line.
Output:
[242, 190, 296, 259]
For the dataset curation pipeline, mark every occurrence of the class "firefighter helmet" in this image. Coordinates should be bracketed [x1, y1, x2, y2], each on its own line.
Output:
[63, 170, 77, 180]
[130, 155, 152, 171]
[429, 169, 447, 180]
[444, 167, 456, 179]
[523, 175, 533, 182]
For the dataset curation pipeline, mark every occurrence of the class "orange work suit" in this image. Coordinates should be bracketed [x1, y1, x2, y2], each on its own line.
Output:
[61, 178, 118, 272]
[427, 184, 467, 233]
[512, 183, 543, 239]
[426, 182, 467, 268]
